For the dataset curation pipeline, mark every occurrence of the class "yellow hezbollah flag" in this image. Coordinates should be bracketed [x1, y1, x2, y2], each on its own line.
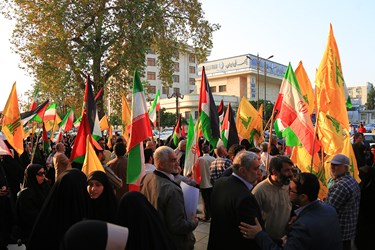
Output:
[291, 146, 328, 199]
[341, 135, 360, 182]
[107, 125, 113, 149]
[236, 96, 263, 141]
[50, 114, 62, 140]
[122, 94, 131, 143]
[82, 135, 105, 177]
[294, 61, 315, 115]
[99, 114, 109, 131]
[315, 24, 350, 156]
[1, 82, 24, 155]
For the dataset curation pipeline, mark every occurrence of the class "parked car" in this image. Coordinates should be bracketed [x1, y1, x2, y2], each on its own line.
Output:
[364, 123, 375, 132]
[363, 133, 375, 147]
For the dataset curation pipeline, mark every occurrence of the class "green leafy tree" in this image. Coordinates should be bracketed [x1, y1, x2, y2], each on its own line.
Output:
[366, 83, 375, 110]
[2, 0, 219, 115]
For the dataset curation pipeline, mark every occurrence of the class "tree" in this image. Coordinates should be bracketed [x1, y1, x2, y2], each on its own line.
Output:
[2, 0, 219, 115]
[250, 99, 274, 129]
[366, 83, 375, 110]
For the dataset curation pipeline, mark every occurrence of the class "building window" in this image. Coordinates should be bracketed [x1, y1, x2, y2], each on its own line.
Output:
[148, 86, 156, 94]
[147, 72, 156, 80]
[189, 78, 195, 85]
[189, 66, 196, 74]
[210, 86, 216, 93]
[219, 85, 226, 92]
[147, 58, 156, 66]
[185, 111, 191, 119]
[174, 62, 180, 72]
[173, 75, 180, 83]
[195, 111, 199, 119]
[173, 87, 180, 95]
[162, 86, 169, 95]
[189, 54, 195, 63]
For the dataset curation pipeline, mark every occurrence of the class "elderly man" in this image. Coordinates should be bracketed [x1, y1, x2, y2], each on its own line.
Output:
[140, 146, 198, 250]
[325, 154, 360, 250]
[251, 155, 293, 240]
[240, 173, 342, 250]
[208, 151, 264, 250]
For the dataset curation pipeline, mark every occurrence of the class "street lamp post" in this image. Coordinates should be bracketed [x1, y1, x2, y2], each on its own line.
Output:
[168, 88, 184, 118]
[264, 55, 274, 121]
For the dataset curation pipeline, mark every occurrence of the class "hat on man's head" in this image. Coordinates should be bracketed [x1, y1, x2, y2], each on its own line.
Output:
[330, 154, 350, 166]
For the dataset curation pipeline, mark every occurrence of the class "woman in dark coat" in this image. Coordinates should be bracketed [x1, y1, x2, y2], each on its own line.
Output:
[16, 164, 50, 243]
[87, 171, 118, 223]
[27, 169, 90, 250]
[116, 191, 176, 250]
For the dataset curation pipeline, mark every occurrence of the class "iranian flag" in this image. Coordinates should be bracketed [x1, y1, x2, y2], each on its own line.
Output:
[127, 69, 152, 184]
[199, 66, 220, 148]
[184, 114, 200, 176]
[221, 103, 239, 149]
[55, 106, 74, 142]
[173, 114, 182, 147]
[148, 89, 160, 127]
[274, 63, 320, 155]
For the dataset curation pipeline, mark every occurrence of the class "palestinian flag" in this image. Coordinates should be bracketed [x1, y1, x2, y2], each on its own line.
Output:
[198, 66, 220, 148]
[221, 103, 239, 149]
[20, 99, 49, 125]
[42, 122, 50, 155]
[84, 75, 102, 140]
[127, 69, 152, 184]
[70, 111, 91, 164]
[148, 89, 160, 127]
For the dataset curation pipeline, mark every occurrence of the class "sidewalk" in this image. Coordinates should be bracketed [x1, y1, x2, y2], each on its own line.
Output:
[194, 192, 210, 250]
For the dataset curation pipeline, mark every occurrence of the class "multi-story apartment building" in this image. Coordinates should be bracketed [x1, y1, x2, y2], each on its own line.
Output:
[348, 82, 373, 106]
[144, 49, 199, 100]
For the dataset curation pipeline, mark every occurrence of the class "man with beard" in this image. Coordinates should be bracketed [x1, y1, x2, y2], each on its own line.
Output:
[240, 173, 342, 250]
[251, 155, 293, 241]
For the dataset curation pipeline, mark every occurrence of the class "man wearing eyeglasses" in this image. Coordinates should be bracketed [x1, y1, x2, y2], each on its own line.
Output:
[325, 154, 360, 250]
[240, 173, 342, 250]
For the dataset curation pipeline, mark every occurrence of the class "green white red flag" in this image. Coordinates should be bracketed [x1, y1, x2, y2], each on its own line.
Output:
[148, 89, 160, 127]
[184, 114, 200, 176]
[274, 63, 320, 155]
[221, 103, 239, 149]
[127, 69, 152, 184]
[70, 111, 91, 164]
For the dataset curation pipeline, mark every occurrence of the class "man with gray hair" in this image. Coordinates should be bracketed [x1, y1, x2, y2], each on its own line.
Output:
[141, 146, 198, 250]
[325, 153, 360, 250]
[208, 151, 264, 249]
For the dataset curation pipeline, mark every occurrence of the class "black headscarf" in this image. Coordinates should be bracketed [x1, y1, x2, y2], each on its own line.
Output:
[60, 220, 128, 250]
[116, 191, 176, 250]
[87, 171, 118, 223]
[27, 169, 90, 250]
[16, 164, 50, 242]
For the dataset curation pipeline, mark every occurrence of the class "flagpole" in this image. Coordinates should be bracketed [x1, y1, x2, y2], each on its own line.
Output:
[310, 108, 321, 173]
[266, 108, 278, 174]
[158, 108, 161, 144]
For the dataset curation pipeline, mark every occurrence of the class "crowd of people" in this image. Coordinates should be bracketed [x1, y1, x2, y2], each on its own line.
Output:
[0, 129, 374, 250]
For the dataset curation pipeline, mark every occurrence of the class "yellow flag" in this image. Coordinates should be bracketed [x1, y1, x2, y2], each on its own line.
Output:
[122, 94, 131, 143]
[236, 97, 263, 141]
[1, 82, 24, 155]
[341, 135, 360, 182]
[291, 146, 328, 199]
[99, 114, 109, 131]
[82, 135, 105, 177]
[295, 61, 315, 115]
[50, 114, 62, 140]
[315, 24, 350, 156]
